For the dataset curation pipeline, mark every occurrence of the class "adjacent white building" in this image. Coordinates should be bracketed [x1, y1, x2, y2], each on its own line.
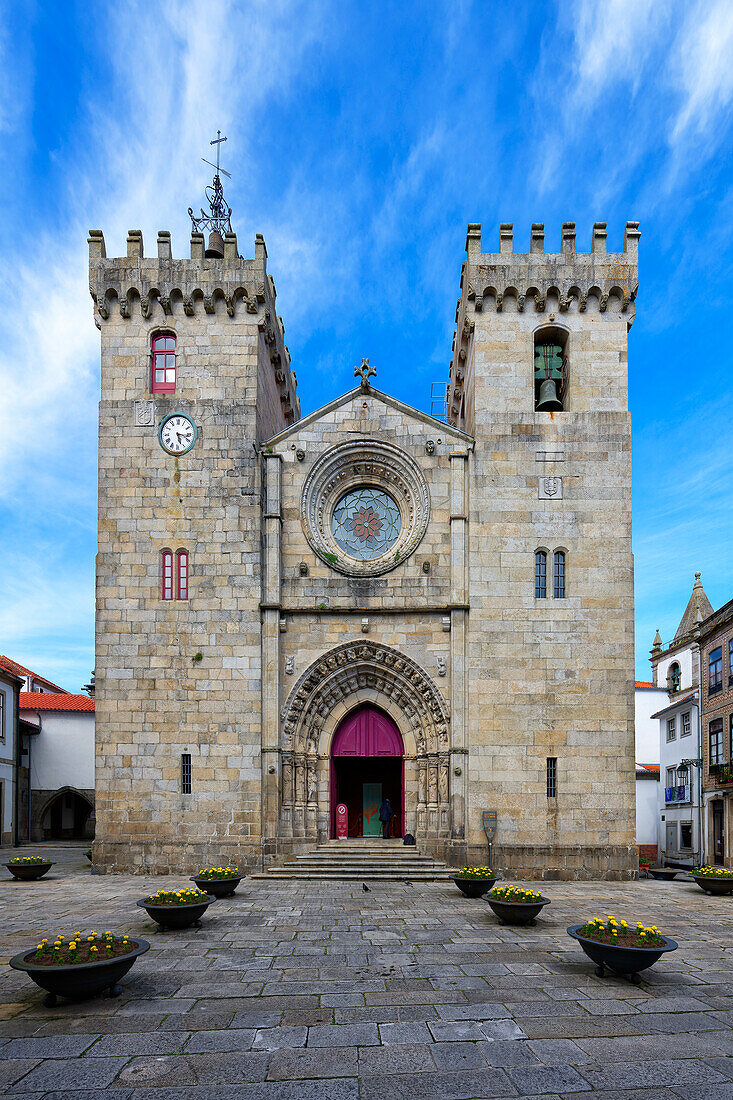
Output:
[635, 680, 666, 859]
[0, 655, 95, 846]
[19, 694, 95, 841]
[649, 573, 711, 867]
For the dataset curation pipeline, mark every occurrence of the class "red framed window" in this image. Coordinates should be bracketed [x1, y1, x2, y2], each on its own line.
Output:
[151, 333, 176, 393]
[176, 550, 189, 600]
[161, 550, 174, 600]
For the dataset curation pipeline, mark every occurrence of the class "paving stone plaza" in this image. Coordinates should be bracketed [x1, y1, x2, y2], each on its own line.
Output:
[1, 847, 733, 1098]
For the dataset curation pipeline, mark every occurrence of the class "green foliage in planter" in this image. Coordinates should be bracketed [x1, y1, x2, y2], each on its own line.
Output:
[196, 866, 239, 880]
[29, 930, 134, 966]
[578, 915, 665, 947]
[489, 884, 543, 903]
[455, 866, 494, 878]
[9, 856, 48, 864]
[145, 888, 209, 906]
[693, 865, 733, 878]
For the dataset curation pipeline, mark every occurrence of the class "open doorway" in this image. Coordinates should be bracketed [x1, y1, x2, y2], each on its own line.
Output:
[330, 705, 404, 838]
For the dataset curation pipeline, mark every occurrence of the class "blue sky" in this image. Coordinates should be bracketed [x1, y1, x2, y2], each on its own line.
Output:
[0, 0, 731, 690]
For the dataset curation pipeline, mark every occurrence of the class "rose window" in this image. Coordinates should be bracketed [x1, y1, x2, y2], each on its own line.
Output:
[301, 439, 430, 576]
[331, 488, 402, 560]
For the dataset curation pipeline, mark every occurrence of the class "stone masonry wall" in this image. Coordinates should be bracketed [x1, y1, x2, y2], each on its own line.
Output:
[91, 228, 297, 873]
[450, 222, 638, 877]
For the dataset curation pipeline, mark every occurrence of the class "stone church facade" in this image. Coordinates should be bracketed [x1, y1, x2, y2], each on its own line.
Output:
[89, 217, 640, 877]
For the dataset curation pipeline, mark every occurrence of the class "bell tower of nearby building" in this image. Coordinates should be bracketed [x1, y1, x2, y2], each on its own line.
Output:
[90, 172, 299, 871]
[449, 222, 640, 876]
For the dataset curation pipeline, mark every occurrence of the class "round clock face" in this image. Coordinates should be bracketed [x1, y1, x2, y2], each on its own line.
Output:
[159, 413, 196, 455]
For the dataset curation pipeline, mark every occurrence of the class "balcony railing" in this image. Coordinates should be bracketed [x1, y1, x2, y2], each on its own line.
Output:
[709, 764, 733, 785]
[665, 784, 691, 804]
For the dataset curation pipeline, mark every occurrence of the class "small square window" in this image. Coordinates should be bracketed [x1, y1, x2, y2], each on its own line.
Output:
[666, 717, 676, 742]
[681, 712, 691, 737]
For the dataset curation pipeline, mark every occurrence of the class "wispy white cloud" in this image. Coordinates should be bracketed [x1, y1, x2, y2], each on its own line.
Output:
[671, 0, 733, 141]
[0, 0, 324, 685]
[570, 0, 665, 103]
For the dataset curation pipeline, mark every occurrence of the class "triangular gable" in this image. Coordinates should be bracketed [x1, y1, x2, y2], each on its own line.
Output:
[262, 386, 474, 447]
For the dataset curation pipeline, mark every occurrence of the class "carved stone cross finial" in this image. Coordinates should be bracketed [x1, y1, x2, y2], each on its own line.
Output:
[355, 357, 377, 392]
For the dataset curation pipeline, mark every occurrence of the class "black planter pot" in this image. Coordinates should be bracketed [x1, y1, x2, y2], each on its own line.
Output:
[137, 896, 215, 929]
[648, 868, 678, 881]
[692, 875, 733, 896]
[453, 877, 496, 897]
[190, 876, 242, 898]
[9, 939, 150, 1006]
[4, 861, 54, 881]
[567, 925, 678, 981]
[486, 896, 550, 926]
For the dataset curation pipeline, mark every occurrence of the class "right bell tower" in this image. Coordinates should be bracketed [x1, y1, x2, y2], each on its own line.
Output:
[451, 221, 641, 878]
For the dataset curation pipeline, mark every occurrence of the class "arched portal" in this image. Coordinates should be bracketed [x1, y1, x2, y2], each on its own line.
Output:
[279, 640, 452, 844]
[40, 788, 94, 840]
[330, 706, 404, 838]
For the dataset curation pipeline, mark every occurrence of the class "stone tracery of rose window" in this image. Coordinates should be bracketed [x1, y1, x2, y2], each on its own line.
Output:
[301, 440, 430, 576]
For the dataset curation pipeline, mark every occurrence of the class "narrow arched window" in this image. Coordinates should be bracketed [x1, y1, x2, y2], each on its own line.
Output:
[176, 549, 189, 600]
[669, 662, 681, 693]
[161, 550, 173, 600]
[553, 550, 566, 598]
[151, 332, 176, 393]
[535, 550, 547, 598]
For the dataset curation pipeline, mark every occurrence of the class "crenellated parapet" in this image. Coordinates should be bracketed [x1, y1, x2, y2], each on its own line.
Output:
[88, 227, 299, 424]
[448, 221, 640, 424]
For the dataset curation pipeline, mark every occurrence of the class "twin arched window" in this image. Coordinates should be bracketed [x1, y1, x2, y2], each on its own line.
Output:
[151, 332, 176, 393]
[161, 549, 189, 600]
[535, 549, 566, 599]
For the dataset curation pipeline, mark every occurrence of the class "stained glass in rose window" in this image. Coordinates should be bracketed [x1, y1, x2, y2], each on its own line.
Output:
[331, 488, 402, 560]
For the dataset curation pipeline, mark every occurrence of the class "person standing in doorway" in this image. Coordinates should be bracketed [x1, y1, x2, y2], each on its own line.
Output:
[379, 797, 394, 839]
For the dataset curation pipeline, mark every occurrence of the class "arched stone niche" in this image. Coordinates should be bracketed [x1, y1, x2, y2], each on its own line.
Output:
[279, 641, 451, 842]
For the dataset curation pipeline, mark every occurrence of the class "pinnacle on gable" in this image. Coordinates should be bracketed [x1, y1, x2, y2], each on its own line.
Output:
[674, 571, 714, 641]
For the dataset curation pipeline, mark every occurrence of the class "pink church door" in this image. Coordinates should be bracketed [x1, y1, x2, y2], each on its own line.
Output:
[331, 706, 404, 838]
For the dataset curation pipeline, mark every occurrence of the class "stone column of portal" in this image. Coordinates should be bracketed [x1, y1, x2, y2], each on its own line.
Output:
[261, 453, 282, 859]
[449, 451, 469, 843]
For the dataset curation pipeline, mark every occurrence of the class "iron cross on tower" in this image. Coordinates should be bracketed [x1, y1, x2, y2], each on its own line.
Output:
[202, 130, 229, 178]
[188, 130, 233, 237]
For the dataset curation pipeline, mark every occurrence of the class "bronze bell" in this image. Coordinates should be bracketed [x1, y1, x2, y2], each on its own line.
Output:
[205, 230, 225, 258]
[536, 378, 563, 411]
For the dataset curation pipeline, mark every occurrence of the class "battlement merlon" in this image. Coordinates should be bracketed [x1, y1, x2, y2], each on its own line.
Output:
[87, 228, 299, 423]
[459, 221, 640, 315]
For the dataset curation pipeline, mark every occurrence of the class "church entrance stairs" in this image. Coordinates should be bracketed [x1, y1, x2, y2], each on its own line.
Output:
[252, 838, 455, 881]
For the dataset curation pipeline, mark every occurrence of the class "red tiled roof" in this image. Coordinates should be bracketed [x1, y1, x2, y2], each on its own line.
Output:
[0, 655, 67, 693]
[635, 680, 656, 689]
[19, 693, 94, 713]
[636, 763, 660, 774]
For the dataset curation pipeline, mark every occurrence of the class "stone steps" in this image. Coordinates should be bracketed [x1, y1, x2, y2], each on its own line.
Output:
[254, 840, 456, 881]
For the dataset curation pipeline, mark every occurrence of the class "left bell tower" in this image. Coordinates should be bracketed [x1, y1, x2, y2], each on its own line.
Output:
[89, 192, 299, 873]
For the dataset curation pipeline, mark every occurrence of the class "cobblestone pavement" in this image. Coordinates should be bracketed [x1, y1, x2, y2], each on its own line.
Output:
[1, 862, 733, 1098]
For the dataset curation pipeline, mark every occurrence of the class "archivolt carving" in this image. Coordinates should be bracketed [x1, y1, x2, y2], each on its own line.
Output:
[281, 640, 450, 757]
[300, 440, 431, 577]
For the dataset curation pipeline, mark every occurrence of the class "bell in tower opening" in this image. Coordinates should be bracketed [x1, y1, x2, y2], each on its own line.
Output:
[534, 334, 567, 411]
